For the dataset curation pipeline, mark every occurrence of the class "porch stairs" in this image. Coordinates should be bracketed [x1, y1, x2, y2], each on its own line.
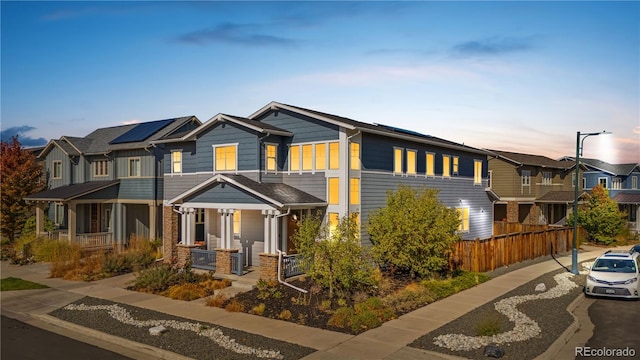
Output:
[195, 267, 260, 299]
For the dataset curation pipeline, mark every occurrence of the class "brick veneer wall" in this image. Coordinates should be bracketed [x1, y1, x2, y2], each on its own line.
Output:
[176, 244, 199, 268]
[162, 206, 179, 264]
[259, 253, 279, 281]
[215, 249, 238, 275]
[506, 201, 519, 223]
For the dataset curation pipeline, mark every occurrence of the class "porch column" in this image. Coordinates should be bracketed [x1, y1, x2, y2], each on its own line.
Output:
[68, 202, 77, 242]
[219, 209, 227, 249]
[188, 208, 196, 245]
[270, 210, 279, 254]
[148, 203, 157, 240]
[35, 203, 45, 236]
[262, 210, 270, 253]
[226, 209, 234, 249]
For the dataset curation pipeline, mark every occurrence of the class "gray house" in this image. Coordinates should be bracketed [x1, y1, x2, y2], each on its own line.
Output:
[157, 102, 494, 276]
[25, 116, 201, 247]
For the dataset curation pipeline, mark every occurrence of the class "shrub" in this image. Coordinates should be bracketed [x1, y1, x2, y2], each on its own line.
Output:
[225, 299, 245, 312]
[278, 309, 292, 320]
[252, 303, 266, 315]
[351, 309, 382, 333]
[475, 313, 503, 336]
[167, 283, 205, 301]
[205, 293, 228, 308]
[383, 287, 434, 313]
[327, 307, 354, 328]
[318, 299, 332, 312]
[130, 263, 178, 293]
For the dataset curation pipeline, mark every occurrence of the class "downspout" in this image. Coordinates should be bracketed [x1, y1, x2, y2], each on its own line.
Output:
[275, 207, 308, 294]
[257, 132, 270, 183]
[145, 145, 159, 239]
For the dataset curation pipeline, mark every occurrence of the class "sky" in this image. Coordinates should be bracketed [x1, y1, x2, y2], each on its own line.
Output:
[1, 1, 639, 164]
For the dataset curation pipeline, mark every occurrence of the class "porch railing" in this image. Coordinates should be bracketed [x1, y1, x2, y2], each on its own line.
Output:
[231, 252, 244, 276]
[191, 249, 216, 271]
[74, 232, 113, 249]
[283, 254, 307, 279]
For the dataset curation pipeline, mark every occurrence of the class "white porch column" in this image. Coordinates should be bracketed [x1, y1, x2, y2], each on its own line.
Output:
[262, 210, 270, 253]
[187, 208, 196, 245]
[181, 208, 187, 244]
[219, 209, 226, 249]
[226, 210, 233, 249]
[68, 202, 77, 242]
[148, 203, 157, 240]
[270, 210, 279, 254]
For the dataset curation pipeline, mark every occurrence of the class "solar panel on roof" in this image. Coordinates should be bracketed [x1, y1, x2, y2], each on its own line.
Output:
[373, 123, 432, 138]
[109, 118, 174, 144]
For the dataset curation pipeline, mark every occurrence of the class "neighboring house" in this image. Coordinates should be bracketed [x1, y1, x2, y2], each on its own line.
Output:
[560, 157, 640, 233]
[24, 116, 201, 247]
[158, 102, 494, 274]
[487, 150, 583, 225]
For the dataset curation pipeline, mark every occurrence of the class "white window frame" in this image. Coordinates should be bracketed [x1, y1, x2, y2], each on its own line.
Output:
[612, 177, 622, 190]
[128, 157, 141, 177]
[54, 203, 65, 225]
[103, 208, 112, 231]
[350, 177, 360, 205]
[393, 147, 404, 175]
[542, 171, 552, 186]
[598, 177, 608, 189]
[52, 160, 62, 179]
[350, 142, 361, 170]
[425, 152, 435, 177]
[93, 159, 108, 177]
[582, 177, 587, 189]
[457, 207, 470, 232]
[442, 155, 451, 178]
[213, 143, 238, 172]
[171, 151, 182, 174]
[406, 149, 417, 175]
[521, 170, 531, 186]
[632, 176, 638, 190]
[265, 143, 277, 173]
[452, 156, 459, 176]
[474, 160, 483, 185]
[233, 210, 241, 237]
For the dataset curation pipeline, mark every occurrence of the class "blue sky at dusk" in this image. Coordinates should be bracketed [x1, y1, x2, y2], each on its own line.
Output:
[2, 1, 638, 163]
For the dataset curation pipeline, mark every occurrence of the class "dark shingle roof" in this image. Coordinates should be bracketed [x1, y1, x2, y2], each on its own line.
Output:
[52, 139, 81, 156]
[222, 114, 292, 135]
[613, 192, 640, 204]
[536, 191, 587, 203]
[575, 158, 639, 176]
[225, 175, 325, 206]
[24, 180, 120, 201]
[489, 149, 572, 169]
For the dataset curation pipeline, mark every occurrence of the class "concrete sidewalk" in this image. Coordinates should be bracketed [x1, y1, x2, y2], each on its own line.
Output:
[0, 245, 623, 360]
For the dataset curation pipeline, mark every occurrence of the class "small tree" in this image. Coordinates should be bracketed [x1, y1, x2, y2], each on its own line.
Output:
[293, 212, 376, 298]
[368, 185, 461, 278]
[568, 184, 626, 245]
[0, 137, 45, 243]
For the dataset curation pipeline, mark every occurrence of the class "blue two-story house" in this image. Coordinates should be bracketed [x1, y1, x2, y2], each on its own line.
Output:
[25, 116, 201, 247]
[157, 102, 494, 274]
[561, 157, 640, 233]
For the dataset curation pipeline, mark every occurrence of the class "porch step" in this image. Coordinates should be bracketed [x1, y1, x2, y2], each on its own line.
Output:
[231, 279, 257, 291]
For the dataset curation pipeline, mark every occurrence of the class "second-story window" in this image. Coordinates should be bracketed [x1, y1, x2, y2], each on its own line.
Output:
[598, 177, 608, 188]
[442, 155, 451, 178]
[52, 160, 62, 179]
[394, 148, 403, 174]
[265, 144, 277, 172]
[350, 178, 360, 205]
[128, 158, 141, 177]
[474, 160, 483, 185]
[612, 177, 622, 190]
[214, 145, 237, 172]
[94, 159, 108, 177]
[171, 151, 182, 174]
[350, 142, 360, 170]
[329, 142, 340, 170]
[315, 143, 326, 170]
[426, 152, 435, 176]
[542, 171, 552, 185]
[522, 170, 531, 186]
[289, 145, 300, 172]
[453, 156, 459, 175]
[632, 176, 638, 190]
[328, 177, 339, 205]
[407, 150, 417, 175]
[302, 144, 313, 171]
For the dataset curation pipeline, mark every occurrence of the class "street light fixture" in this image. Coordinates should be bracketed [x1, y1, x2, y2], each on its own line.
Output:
[571, 130, 612, 275]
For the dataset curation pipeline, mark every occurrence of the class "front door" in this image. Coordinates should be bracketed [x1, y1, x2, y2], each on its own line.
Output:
[195, 209, 205, 241]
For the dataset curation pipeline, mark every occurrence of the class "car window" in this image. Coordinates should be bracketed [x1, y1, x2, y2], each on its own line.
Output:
[592, 259, 636, 273]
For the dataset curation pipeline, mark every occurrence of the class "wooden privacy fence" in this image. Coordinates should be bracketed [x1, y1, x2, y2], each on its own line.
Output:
[452, 227, 574, 273]
[493, 221, 551, 235]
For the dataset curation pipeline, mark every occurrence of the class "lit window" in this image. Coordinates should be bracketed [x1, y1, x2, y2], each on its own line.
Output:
[394, 148, 403, 174]
[329, 142, 339, 170]
[350, 143, 360, 170]
[214, 145, 237, 171]
[328, 177, 339, 205]
[350, 178, 360, 205]
[302, 144, 313, 171]
[542, 171, 552, 185]
[233, 210, 241, 236]
[266, 144, 277, 171]
[426, 153, 435, 176]
[522, 170, 531, 186]
[171, 151, 182, 174]
[457, 207, 469, 232]
[474, 160, 483, 185]
[328, 212, 339, 235]
[407, 150, 417, 175]
[442, 155, 451, 177]
[52, 161, 62, 179]
[128, 158, 141, 177]
[453, 157, 459, 175]
[315, 144, 326, 170]
[94, 159, 108, 177]
[289, 145, 300, 171]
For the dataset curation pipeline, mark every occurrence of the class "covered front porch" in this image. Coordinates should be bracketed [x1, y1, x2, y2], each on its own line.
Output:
[164, 174, 325, 279]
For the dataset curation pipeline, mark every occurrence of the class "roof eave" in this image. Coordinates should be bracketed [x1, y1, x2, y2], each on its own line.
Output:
[364, 128, 490, 155]
[248, 102, 357, 130]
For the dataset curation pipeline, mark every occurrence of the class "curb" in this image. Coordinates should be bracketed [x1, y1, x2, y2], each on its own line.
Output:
[533, 292, 585, 360]
[29, 313, 194, 360]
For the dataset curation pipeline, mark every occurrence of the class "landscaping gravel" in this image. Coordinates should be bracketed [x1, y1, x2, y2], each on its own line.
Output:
[49, 296, 315, 360]
[410, 267, 586, 360]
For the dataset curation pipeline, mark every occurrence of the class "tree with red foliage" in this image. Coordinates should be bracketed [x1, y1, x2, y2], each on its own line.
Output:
[1, 136, 45, 243]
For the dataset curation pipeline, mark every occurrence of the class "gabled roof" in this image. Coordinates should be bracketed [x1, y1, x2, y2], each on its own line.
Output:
[536, 190, 588, 203]
[169, 174, 325, 208]
[153, 113, 292, 144]
[39, 116, 199, 157]
[613, 192, 640, 204]
[561, 157, 640, 176]
[489, 149, 574, 170]
[249, 101, 490, 155]
[24, 180, 120, 202]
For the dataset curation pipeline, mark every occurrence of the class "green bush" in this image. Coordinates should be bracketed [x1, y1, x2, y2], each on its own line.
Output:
[351, 309, 382, 333]
[130, 260, 203, 294]
[327, 307, 355, 328]
[475, 313, 503, 336]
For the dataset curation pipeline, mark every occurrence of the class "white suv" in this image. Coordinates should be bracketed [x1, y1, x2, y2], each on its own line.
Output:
[584, 250, 640, 299]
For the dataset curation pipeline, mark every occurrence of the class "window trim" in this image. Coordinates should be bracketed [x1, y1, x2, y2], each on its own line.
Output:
[315, 143, 326, 171]
[328, 142, 340, 170]
[393, 147, 404, 175]
[442, 155, 451, 178]
[128, 157, 141, 178]
[474, 160, 483, 185]
[350, 178, 360, 205]
[233, 210, 241, 237]
[213, 143, 238, 172]
[521, 170, 531, 186]
[406, 149, 417, 175]
[425, 152, 435, 177]
[328, 177, 339, 205]
[265, 143, 277, 173]
[632, 176, 638, 190]
[302, 144, 313, 171]
[457, 207, 470, 232]
[54, 203, 65, 225]
[452, 156, 459, 176]
[542, 171, 553, 186]
[350, 142, 361, 170]
[598, 177, 608, 189]
[52, 160, 62, 179]
[171, 150, 182, 174]
[612, 177, 623, 190]
[93, 159, 109, 177]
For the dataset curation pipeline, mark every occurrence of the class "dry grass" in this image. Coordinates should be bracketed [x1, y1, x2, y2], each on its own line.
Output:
[205, 293, 228, 308]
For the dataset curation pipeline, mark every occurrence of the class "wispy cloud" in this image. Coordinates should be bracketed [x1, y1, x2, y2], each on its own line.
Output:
[176, 23, 297, 47]
[0, 126, 47, 147]
[451, 36, 534, 57]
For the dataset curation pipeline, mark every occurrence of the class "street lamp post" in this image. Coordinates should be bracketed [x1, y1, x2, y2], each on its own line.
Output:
[571, 130, 611, 275]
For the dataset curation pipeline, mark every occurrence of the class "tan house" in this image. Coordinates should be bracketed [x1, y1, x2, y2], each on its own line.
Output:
[487, 150, 584, 225]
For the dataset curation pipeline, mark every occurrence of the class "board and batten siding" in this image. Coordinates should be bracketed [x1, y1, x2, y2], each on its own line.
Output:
[88, 156, 115, 182]
[46, 146, 71, 188]
[256, 109, 339, 144]
[360, 172, 493, 246]
[186, 183, 266, 204]
[195, 122, 259, 173]
[115, 150, 156, 178]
